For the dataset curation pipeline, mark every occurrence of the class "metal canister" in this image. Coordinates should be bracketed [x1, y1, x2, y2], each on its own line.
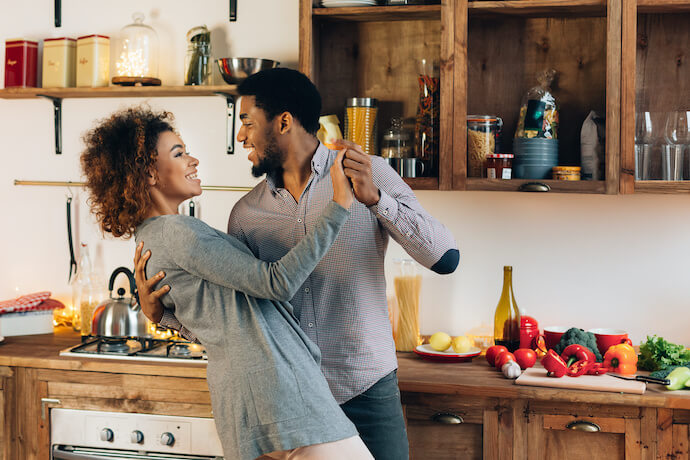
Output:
[345, 97, 378, 155]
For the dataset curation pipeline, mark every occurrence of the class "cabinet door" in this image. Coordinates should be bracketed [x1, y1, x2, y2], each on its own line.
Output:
[0, 366, 12, 460]
[402, 392, 502, 460]
[657, 408, 689, 460]
[525, 401, 642, 460]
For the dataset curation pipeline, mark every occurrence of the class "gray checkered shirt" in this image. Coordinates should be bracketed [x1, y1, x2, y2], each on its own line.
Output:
[223, 143, 458, 403]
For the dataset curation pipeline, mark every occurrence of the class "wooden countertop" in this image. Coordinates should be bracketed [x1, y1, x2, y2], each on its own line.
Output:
[1, 329, 689, 409]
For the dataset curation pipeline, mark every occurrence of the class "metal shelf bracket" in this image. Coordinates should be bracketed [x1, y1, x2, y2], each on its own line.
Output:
[230, 0, 237, 21]
[215, 92, 236, 155]
[55, 0, 61, 27]
[37, 95, 62, 155]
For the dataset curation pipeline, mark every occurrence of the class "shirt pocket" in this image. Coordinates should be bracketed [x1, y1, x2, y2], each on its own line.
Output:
[247, 363, 307, 427]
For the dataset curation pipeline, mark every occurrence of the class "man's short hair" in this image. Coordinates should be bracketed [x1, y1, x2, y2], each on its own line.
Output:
[238, 68, 322, 135]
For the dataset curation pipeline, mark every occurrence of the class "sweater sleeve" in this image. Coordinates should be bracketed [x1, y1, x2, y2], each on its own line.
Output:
[166, 201, 350, 302]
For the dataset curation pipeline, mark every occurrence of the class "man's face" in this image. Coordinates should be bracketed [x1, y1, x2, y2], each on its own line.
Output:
[237, 96, 285, 178]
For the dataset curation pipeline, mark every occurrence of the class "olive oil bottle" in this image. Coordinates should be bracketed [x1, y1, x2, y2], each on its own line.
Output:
[493, 266, 521, 352]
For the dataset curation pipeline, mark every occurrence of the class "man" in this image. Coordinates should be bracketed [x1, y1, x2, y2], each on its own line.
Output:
[135, 68, 459, 459]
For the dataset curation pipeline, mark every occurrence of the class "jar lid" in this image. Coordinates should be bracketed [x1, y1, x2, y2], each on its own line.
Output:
[347, 97, 378, 107]
[552, 166, 581, 172]
[468, 115, 500, 122]
[487, 154, 514, 159]
[77, 34, 110, 40]
[44, 37, 76, 42]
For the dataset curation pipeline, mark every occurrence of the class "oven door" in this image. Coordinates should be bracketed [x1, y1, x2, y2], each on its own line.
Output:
[53, 445, 221, 459]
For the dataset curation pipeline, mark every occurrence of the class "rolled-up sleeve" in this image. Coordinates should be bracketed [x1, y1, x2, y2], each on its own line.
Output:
[369, 157, 459, 274]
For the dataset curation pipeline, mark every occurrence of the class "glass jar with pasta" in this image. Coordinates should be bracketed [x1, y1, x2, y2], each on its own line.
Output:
[392, 258, 423, 352]
[467, 115, 503, 178]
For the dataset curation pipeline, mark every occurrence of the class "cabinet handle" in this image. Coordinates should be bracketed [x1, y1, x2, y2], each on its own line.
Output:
[566, 420, 601, 432]
[431, 412, 463, 425]
[518, 182, 551, 192]
[41, 398, 61, 420]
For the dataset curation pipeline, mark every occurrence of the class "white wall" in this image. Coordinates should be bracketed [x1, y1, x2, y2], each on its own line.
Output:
[2, 0, 689, 346]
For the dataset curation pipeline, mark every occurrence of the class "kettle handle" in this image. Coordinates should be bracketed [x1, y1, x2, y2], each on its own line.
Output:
[108, 266, 136, 302]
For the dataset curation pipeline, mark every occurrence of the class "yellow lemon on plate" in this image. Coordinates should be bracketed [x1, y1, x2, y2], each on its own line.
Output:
[429, 332, 452, 352]
[451, 335, 473, 354]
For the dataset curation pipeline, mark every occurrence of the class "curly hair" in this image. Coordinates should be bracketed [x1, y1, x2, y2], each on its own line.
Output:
[81, 106, 175, 238]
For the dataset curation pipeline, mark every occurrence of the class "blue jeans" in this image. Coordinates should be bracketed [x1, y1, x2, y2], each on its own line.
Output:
[340, 370, 409, 460]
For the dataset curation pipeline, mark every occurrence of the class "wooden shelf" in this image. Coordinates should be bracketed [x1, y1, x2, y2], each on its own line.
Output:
[468, 0, 606, 17]
[312, 4, 441, 21]
[637, 0, 690, 13]
[403, 177, 439, 190]
[0, 85, 238, 100]
[466, 178, 606, 194]
[632, 181, 690, 194]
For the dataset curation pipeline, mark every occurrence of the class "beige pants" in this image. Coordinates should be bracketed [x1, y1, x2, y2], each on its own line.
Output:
[257, 435, 374, 460]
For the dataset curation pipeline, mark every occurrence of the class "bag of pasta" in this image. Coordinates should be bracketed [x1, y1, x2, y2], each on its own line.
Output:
[515, 69, 559, 139]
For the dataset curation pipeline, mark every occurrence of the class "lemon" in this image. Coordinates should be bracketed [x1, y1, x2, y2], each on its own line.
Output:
[429, 332, 452, 352]
[451, 335, 473, 354]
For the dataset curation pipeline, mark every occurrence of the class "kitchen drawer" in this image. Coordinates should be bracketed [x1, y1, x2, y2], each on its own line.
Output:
[402, 392, 502, 460]
[525, 401, 642, 460]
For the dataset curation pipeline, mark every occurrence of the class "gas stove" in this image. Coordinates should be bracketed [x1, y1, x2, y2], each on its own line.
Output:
[59, 336, 208, 364]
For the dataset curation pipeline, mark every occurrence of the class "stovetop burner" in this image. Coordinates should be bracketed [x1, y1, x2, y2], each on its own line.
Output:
[59, 336, 207, 364]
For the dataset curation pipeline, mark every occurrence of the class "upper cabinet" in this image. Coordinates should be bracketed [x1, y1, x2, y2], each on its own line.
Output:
[620, 0, 690, 194]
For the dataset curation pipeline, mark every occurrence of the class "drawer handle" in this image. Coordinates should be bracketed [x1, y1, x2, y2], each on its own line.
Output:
[41, 398, 61, 420]
[431, 412, 463, 425]
[518, 182, 550, 192]
[566, 420, 601, 432]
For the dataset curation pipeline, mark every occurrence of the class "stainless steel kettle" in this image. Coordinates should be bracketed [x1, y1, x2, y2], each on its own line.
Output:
[91, 267, 152, 338]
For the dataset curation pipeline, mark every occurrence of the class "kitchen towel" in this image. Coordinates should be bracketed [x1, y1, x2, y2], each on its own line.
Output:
[0, 291, 59, 314]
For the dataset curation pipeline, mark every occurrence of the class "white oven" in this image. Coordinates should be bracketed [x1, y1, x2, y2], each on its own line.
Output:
[50, 408, 224, 459]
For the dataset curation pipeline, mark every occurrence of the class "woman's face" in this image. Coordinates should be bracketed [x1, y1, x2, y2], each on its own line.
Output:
[152, 131, 202, 205]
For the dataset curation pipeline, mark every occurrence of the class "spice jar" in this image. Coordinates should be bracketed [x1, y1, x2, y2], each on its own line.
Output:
[552, 166, 581, 180]
[486, 154, 513, 179]
[184, 25, 211, 85]
[345, 97, 378, 155]
[467, 115, 503, 177]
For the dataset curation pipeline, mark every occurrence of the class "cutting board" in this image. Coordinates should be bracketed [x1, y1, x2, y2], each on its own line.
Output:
[515, 367, 646, 394]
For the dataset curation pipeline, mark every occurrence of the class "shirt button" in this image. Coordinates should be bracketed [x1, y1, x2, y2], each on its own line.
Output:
[304, 287, 310, 293]
[308, 322, 314, 328]
[382, 210, 389, 215]
[406, 232, 412, 237]
[297, 218, 303, 223]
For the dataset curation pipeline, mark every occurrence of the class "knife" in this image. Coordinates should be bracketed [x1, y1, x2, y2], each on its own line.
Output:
[609, 373, 670, 386]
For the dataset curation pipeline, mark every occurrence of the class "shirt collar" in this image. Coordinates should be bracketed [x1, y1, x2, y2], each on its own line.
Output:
[265, 141, 331, 193]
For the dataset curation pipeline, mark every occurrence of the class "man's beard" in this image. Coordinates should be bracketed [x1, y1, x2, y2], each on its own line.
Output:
[251, 130, 285, 179]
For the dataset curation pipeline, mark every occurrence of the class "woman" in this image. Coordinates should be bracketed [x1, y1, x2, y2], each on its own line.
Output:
[80, 106, 373, 460]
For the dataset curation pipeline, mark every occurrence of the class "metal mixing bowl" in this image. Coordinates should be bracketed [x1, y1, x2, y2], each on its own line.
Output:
[216, 58, 280, 84]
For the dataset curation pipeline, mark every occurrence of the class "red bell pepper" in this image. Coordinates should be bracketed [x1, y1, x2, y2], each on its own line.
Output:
[585, 362, 609, 375]
[560, 344, 596, 368]
[566, 360, 591, 377]
[542, 349, 568, 378]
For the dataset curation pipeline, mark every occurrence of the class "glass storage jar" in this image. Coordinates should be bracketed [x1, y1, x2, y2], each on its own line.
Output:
[467, 115, 503, 178]
[184, 25, 211, 85]
[112, 12, 160, 85]
[345, 97, 378, 155]
[486, 153, 513, 179]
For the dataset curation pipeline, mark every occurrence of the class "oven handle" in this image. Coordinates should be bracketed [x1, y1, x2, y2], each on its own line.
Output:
[52, 446, 123, 460]
[52, 445, 220, 460]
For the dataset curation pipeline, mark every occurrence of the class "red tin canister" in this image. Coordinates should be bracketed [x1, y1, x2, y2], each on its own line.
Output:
[4, 39, 38, 87]
[519, 315, 540, 350]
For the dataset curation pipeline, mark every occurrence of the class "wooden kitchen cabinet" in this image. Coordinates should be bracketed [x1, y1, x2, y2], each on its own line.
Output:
[620, 1, 690, 194]
[656, 408, 690, 459]
[0, 366, 11, 460]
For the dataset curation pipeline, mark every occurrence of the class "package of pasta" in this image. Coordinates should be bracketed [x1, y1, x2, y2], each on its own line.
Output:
[515, 69, 559, 139]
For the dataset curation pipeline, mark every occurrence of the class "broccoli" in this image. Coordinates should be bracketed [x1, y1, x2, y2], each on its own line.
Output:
[553, 328, 603, 362]
[649, 364, 690, 380]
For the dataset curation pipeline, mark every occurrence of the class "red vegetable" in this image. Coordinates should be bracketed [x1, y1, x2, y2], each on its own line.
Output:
[566, 360, 590, 377]
[542, 349, 568, 378]
[560, 344, 596, 367]
[486, 345, 508, 367]
[514, 348, 537, 370]
[495, 351, 516, 370]
[586, 362, 609, 375]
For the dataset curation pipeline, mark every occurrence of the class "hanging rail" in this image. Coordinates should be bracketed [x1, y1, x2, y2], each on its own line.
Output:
[14, 180, 253, 192]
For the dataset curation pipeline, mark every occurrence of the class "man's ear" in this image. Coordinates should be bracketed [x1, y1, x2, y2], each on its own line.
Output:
[277, 112, 293, 135]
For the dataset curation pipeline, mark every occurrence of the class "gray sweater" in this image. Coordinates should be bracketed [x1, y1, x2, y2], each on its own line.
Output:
[134, 201, 357, 460]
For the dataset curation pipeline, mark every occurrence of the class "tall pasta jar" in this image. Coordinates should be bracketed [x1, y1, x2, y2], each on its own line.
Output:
[467, 115, 503, 177]
[344, 97, 378, 155]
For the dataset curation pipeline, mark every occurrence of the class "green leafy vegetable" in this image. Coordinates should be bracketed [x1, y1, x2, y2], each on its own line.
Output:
[638, 335, 690, 371]
[649, 364, 690, 380]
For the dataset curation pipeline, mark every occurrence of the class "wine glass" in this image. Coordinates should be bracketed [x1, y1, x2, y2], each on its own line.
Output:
[634, 112, 654, 180]
[663, 111, 690, 180]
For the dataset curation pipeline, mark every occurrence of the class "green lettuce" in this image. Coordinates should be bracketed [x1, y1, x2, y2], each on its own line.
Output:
[638, 335, 690, 371]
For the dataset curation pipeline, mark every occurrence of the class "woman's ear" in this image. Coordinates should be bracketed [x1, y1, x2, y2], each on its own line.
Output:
[147, 169, 157, 186]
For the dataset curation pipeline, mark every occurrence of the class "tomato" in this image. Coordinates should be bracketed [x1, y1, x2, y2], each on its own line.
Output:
[495, 351, 516, 369]
[486, 345, 508, 367]
[513, 348, 537, 370]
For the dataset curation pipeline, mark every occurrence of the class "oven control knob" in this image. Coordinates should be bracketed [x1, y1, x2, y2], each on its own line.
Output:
[161, 432, 175, 446]
[131, 430, 144, 444]
[100, 428, 114, 442]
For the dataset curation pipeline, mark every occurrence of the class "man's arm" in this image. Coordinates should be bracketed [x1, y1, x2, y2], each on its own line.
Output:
[339, 140, 459, 274]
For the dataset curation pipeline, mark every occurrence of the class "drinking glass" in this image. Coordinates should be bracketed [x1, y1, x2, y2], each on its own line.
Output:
[663, 111, 690, 180]
[634, 111, 654, 180]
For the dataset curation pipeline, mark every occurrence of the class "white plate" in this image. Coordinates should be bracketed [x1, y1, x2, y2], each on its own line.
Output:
[415, 344, 481, 357]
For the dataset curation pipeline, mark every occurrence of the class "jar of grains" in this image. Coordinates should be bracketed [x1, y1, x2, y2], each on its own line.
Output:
[467, 115, 503, 177]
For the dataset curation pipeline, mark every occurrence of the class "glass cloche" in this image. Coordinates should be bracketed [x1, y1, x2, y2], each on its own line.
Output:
[112, 12, 161, 85]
